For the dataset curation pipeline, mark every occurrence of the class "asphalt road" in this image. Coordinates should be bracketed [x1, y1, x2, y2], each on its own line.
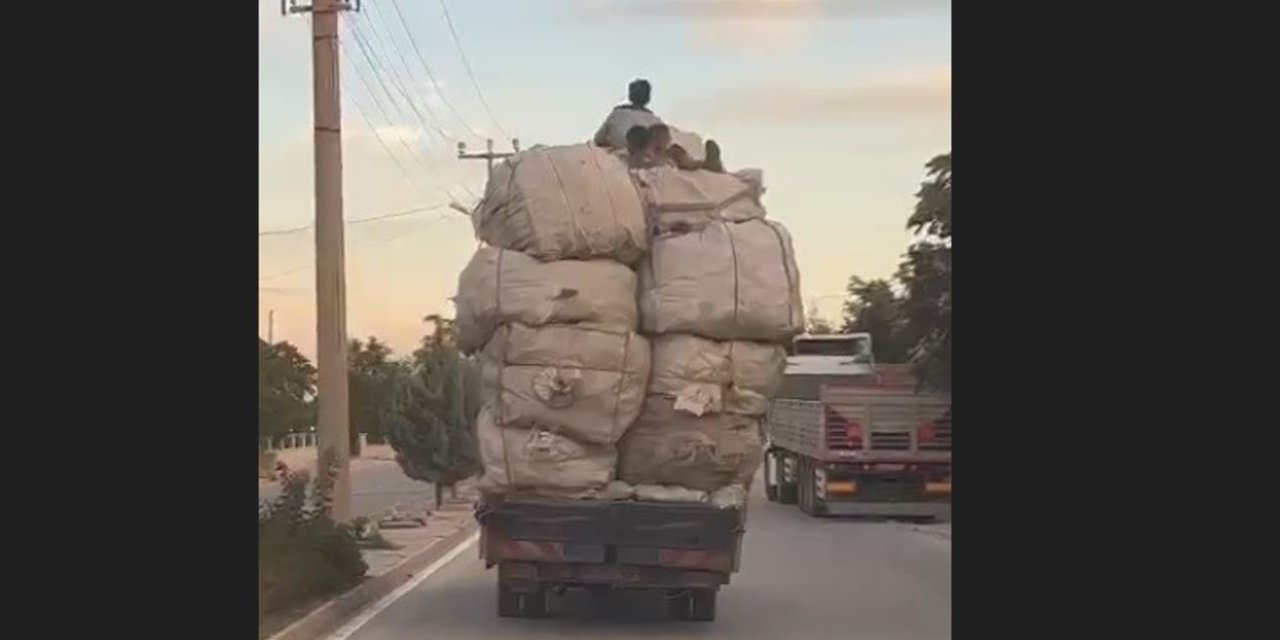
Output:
[341, 483, 952, 640]
[259, 459, 437, 520]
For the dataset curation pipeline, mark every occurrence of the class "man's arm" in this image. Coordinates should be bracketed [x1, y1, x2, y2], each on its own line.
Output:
[593, 115, 613, 147]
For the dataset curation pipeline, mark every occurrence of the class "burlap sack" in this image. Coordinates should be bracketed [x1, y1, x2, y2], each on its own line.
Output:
[455, 247, 638, 354]
[617, 396, 764, 492]
[474, 406, 614, 496]
[480, 323, 650, 445]
[639, 219, 804, 342]
[632, 166, 766, 235]
[474, 144, 646, 264]
[650, 334, 786, 416]
[634, 483, 709, 504]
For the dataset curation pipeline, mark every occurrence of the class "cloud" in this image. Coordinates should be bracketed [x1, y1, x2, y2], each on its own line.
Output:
[699, 67, 950, 124]
[575, 0, 948, 51]
[577, 0, 948, 20]
[370, 125, 426, 144]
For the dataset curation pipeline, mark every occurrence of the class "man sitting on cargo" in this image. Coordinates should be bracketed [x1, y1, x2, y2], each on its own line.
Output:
[620, 125, 658, 168]
[593, 79, 662, 150]
[647, 124, 726, 173]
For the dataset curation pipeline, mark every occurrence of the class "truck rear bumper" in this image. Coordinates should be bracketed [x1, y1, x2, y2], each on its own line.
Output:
[819, 501, 951, 518]
[498, 560, 726, 591]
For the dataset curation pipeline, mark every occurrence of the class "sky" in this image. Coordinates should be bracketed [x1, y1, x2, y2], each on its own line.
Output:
[259, 0, 951, 359]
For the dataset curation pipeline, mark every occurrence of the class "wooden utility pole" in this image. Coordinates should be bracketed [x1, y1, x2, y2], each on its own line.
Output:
[458, 138, 520, 175]
[284, 0, 358, 521]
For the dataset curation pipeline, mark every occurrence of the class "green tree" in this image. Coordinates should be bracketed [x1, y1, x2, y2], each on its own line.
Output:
[259, 339, 316, 444]
[807, 316, 836, 335]
[348, 337, 407, 456]
[897, 152, 952, 391]
[840, 277, 908, 362]
[386, 316, 482, 507]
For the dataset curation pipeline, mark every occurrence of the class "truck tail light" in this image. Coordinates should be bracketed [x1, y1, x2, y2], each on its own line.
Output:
[918, 420, 936, 444]
[845, 420, 863, 446]
[498, 540, 565, 562]
[657, 548, 733, 572]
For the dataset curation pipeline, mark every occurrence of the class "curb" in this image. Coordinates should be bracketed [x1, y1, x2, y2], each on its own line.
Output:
[266, 519, 479, 640]
[908, 524, 952, 542]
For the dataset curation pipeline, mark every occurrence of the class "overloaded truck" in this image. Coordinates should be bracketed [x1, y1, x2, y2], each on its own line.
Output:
[763, 333, 952, 518]
[476, 495, 744, 620]
[427, 141, 801, 621]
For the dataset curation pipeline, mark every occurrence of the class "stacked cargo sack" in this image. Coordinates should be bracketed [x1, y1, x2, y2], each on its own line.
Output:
[617, 163, 803, 506]
[458, 143, 651, 499]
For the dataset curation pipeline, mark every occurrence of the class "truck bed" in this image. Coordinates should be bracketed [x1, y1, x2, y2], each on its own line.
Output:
[477, 497, 743, 550]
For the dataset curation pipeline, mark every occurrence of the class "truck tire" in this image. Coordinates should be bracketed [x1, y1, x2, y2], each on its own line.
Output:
[778, 453, 799, 505]
[797, 457, 826, 517]
[764, 450, 780, 502]
[688, 589, 717, 621]
[497, 583, 546, 618]
[497, 583, 520, 617]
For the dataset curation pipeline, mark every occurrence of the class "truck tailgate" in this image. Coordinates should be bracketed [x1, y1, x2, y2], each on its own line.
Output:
[478, 498, 742, 549]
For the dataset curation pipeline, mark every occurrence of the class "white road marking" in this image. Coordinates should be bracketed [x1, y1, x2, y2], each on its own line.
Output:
[324, 531, 480, 640]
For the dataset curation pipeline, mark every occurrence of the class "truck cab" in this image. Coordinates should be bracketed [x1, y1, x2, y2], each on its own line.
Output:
[764, 334, 951, 518]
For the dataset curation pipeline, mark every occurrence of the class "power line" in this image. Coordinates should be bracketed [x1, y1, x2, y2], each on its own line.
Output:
[342, 76, 429, 197]
[259, 212, 461, 282]
[258, 204, 450, 238]
[384, 0, 485, 139]
[436, 0, 511, 140]
[352, 8, 458, 145]
[343, 25, 471, 202]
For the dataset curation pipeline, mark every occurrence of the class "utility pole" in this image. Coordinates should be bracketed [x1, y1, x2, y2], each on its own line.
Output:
[458, 138, 520, 175]
[268, 309, 275, 344]
[284, 0, 358, 521]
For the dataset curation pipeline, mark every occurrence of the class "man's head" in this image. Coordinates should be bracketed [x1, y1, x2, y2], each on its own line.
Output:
[647, 123, 672, 152]
[628, 79, 651, 108]
[625, 125, 651, 156]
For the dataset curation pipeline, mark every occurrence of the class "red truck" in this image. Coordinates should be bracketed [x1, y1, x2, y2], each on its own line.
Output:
[763, 333, 952, 518]
[476, 496, 745, 621]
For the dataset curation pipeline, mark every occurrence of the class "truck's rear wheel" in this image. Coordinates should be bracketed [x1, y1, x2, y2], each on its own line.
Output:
[797, 457, 826, 517]
[778, 454, 798, 505]
[497, 583, 546, 618]
[688, 589, 717, 621]
[764, 450, 780, 502]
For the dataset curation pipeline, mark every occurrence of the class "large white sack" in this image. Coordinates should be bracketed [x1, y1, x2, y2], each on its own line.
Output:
[632, 166, 766, 235]
[668, 128, 706, 163]
[617, 396, 763, 492]
[455, 247, 638, 354]
[650, 334, 786, 417]
[480, 323, 650, 446]
[639, 219, 805, 342]
[474, 144, 647, 264]
[474, 406, 615, 497]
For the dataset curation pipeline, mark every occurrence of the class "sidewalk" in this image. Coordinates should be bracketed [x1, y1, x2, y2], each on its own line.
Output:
[261, 481, 479, 640]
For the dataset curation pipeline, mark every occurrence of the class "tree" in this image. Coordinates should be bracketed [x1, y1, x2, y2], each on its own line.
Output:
[898, 152, 952, 391]
[840, 277, 908, 362]
[348, 337, 407, 455]
[259, 339, 316, 444]
[385, 316, 482, 507]
[807, 316, 836, 335]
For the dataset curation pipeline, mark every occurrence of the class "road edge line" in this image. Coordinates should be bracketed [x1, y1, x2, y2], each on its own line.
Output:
[266, 520, 479, 640]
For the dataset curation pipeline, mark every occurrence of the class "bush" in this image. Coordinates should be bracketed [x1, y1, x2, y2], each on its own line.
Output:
[258, 452, 367, 616]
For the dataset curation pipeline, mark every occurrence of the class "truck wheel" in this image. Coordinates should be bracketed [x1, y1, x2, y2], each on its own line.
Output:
[778, 454, 798, 505]
[764, 451, 780, 502]
[497, 583, 546, 618]
[521, 588, 547, 618]
[497, 583, 520, 617]
[798, 457, 825, 517]
[688, 589, 717, 621]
